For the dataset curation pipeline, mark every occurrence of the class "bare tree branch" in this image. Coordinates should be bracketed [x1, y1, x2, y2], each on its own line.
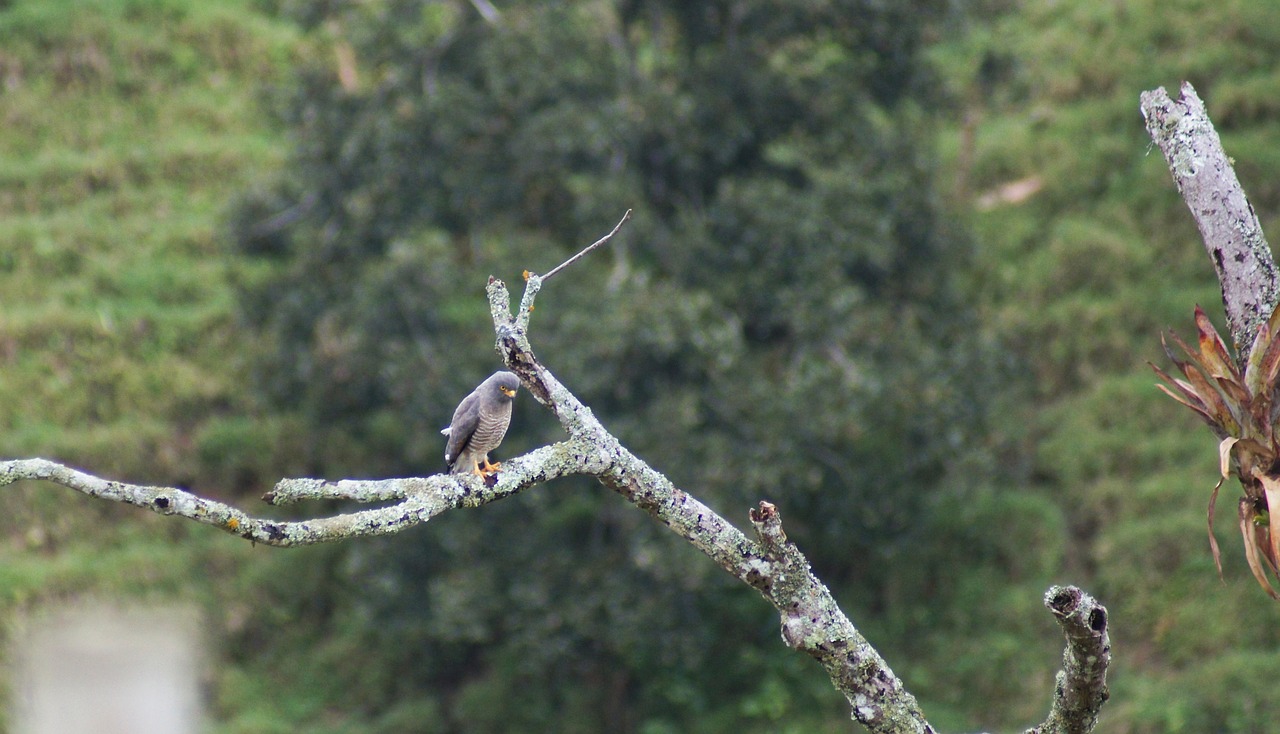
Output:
[0, 215, 1117, 732]
[1026, 587, 1110, 734]
[1140, 82, 1278, 355]
[487, 251, 1114, 732]
[0, 445, 584, 546]
[485, 272, 934, 732]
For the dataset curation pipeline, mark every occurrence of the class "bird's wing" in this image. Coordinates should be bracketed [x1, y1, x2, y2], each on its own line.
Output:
[444, 390, 482, 467]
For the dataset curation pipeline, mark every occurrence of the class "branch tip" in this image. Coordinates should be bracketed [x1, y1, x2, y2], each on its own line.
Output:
[539, 209, 632, 282]
[749, 500, 789, 550]
[1141, 82, 1278, 354]
[1028, 585, 1110, 734]
[749, 500, 778, 523]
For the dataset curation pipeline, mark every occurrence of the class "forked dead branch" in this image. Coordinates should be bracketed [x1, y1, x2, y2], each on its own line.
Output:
[2, 213, 1113, 731]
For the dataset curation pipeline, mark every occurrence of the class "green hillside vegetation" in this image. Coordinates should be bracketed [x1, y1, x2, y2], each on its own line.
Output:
[0, 0, 304, 728]
[935, 0, 1280, 729]
[3, 0, 1280, 732]
[0, 0, 298, 475]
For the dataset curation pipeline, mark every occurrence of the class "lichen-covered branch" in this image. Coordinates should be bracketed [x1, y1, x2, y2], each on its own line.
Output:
[486, 270, 1113, 732]
[1, 217, 1114, 732]
[0, 444, 584, 546]
[487, 275, 936, 732]
[1140, 82, 1278, 355]
[1026, 587, 1110, 734]
[749, 501, 933, 732]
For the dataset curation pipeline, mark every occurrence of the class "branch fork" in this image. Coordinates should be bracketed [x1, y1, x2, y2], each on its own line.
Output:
[1, 212, 1111, 733]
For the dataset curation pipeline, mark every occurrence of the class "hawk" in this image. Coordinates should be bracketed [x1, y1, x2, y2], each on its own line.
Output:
[442, 371, 520, 477]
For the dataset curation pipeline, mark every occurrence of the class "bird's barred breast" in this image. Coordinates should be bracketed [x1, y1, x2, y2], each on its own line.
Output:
[471, 406, 511, 452]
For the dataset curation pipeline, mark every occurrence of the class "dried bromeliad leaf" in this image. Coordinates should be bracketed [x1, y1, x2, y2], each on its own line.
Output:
[1154, 304, 1280, 598]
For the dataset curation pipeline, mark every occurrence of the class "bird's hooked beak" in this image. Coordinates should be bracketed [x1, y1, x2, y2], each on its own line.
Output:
[500, 386, 517, 398]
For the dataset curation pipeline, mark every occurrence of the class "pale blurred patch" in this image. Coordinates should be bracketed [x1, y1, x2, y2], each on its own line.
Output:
[975, 175, 1044, 210]
[12, 604, 204, 734]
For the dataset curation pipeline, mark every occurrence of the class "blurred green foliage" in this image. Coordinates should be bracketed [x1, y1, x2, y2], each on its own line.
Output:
[3, 0, 1280, 732]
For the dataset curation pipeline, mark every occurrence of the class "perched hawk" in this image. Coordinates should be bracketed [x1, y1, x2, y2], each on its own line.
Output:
[442, 371, 520, 476]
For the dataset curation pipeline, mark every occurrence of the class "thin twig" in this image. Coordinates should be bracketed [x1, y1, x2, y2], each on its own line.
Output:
[539, 209, 632, 282]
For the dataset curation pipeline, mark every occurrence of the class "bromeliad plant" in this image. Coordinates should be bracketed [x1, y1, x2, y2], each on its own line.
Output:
[1154, 304, 1280, 599]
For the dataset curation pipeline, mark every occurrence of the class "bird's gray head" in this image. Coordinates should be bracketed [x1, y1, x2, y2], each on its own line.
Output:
[487, 370, 520, 402]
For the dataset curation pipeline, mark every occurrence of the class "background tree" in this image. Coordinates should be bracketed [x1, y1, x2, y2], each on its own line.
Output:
[224, 2, 1022, 730]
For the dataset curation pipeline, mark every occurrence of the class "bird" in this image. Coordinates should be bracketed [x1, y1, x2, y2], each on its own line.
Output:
[441, 370, 520, 477]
